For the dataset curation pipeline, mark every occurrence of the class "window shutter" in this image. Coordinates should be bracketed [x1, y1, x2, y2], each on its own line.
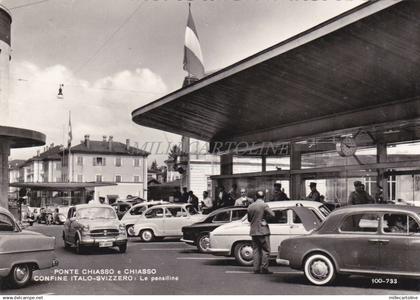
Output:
[93, 157, 96, 166]
[103, 157, 106, 166]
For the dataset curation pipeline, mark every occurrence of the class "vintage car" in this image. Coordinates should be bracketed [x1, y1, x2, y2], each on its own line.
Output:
[133, 203, 203, 242]
[208, 200, 330, 266]
[62, 204, 127, 254]
[121, 200, 168, 236]
[277, 205, 420, 286]
[0, 207, 58, 288]
[181, 206, 248, 252]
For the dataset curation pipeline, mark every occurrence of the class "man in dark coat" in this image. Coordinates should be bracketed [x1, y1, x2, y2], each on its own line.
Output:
[306, 182, 321, 202]
[348, 181, 375, 205]
[271, 180, 289, 201]
[247, 191, 275, 274]
[181, 187, 189, 203]
[188, 191, 199, 211]
[216, 186, 230, 208]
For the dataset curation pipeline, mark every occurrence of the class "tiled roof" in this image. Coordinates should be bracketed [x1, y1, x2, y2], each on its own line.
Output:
[70, 140, 149, 157]
[39, 145, 64, 160]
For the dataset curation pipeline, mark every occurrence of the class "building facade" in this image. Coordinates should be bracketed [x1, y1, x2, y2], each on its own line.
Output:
[63, 135, 149, 200]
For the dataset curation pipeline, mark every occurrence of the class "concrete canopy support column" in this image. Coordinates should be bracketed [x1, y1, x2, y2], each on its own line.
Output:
[220, 154, 233, 176]
[377, 142, 388, 202]
[0, 141, 10, 208]
[290, 143, 303, 199]
[262, 156, 267, 172]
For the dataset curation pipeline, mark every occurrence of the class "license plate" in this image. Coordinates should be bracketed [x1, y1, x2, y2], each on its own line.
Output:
[99, 241, 113, 247]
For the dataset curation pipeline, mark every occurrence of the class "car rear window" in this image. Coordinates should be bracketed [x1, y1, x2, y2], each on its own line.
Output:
[232, 209, 247, 221]
[0, 213, 15, 231]
[318, 205, 331, 217]
[340, 213, 379, 233]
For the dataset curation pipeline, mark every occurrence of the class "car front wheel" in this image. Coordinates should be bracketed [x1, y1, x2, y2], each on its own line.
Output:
[75, 237, 85, 254]
[197, 233, 210, 253]
[304, 253, 336, 286]
[234, 242, 254, 266]
[140, 229, 154, 242]
[8, 264, 33, 288]
[126, 225, 135, 237]
[119, 243, 127, 253]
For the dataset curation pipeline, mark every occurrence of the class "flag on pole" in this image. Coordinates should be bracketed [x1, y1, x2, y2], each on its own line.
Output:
[67, 111, 72, 149]
[183, 4, 205, 79]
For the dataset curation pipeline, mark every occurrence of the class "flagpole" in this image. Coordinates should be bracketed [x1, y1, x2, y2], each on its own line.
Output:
[68, 110, 72, 182]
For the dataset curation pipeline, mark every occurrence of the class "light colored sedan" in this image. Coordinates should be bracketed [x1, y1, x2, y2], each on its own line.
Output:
[121, 200, 168, 236]
[0, 207, 58, 288]
[133, 203, 203, 242]
[208, 200, 330, 266]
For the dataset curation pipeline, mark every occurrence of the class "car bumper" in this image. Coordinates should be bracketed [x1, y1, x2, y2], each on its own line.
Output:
[80, 235, 127, 247]
[207, 248, 230, 256]
[180, 238, 195, 245]
[276, 258, 290, 266]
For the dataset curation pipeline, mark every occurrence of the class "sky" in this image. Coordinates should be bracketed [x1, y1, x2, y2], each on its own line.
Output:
[1, 0, 367, 164]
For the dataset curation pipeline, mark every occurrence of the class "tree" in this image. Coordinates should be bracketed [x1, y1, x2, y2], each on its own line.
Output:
[150, 160, 158, 171]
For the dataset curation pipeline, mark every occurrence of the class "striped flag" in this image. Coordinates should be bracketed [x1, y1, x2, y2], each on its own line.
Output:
[183, 4, 204, 79]
[68, 111, 72, 149]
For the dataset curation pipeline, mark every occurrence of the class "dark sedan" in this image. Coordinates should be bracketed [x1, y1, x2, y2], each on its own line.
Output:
[277, 205, 420, 286]
[181, 206, 248, 252]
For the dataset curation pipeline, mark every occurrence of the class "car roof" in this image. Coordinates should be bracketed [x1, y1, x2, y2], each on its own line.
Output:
[74, 204, 114, 210]
[332, 204, 420, 215]
[0, 207, 15, 220]
[266, 200, 324, 208]
[131, 200, 168, 208]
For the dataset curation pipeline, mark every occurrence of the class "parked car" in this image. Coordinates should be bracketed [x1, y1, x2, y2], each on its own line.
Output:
[0, 207, 58, 288]
[62, 204, 127, 254]
[121, 200, 168, 236]
[38, 207, 54, 225]
[133, 203, 203, 242]
[181, 206, 248, 252]
[21, 205, 35, 226]
[277, 204, 420, 286]
[208, 200, 330, 266]
[111, 201, 132, 220]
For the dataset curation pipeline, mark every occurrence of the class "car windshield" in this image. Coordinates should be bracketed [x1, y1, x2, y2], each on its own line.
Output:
[77, 207, 116, 220]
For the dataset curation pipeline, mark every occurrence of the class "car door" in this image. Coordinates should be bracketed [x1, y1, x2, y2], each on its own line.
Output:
[144, 207, 165, 235]
[64, 207, 75, 243]
[268, 209, 290, 255]
[379, 212, 410, 273]
[163, 207, 188, 236]
[288, 206, 321, 234]
[335, 212, 381, 271]
[405, 215, 420, 274]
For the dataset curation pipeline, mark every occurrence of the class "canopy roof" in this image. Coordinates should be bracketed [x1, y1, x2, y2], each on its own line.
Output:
[0, 126, 45, 149]
[9, 182, 117, 191]
[132, 0, 420, 152]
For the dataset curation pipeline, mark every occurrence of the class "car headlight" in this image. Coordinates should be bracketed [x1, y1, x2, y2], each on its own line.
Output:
[119, 224, 126, 235]
[81, 224, 90, 235]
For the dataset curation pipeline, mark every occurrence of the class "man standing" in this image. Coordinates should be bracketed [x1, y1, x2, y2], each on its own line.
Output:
[188, 191, 199, 211]
[201, 191, 213, 213]
[181, 187, 189, 203]
[247, 191, 275, 274]
[348, 181, 375, 205]
[216, 186, 230, 208]
[306, 182, 321, 202]
[271, 180, 289, 201]
[235, 188, 254, 206]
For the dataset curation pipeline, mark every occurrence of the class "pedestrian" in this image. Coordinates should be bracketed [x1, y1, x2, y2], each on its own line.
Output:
[181, 187, 189, 203]
[228, 184, 238, 206]
[235, 188, 254, 206]
[270, 180, 289, 201]
[348, 181, 375, 205]
[306, 182, 322, 202]
[201, 191, 213, 213]
[247, 190, 275, 274]
[216, 186, 230, 208]
[188, 191, 199, 211]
